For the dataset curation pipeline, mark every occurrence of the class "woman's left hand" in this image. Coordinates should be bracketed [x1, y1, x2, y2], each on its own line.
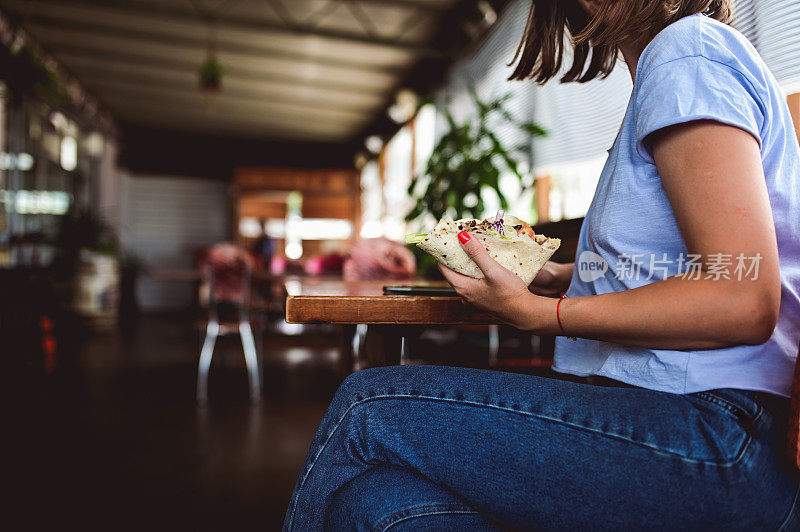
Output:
[438, 231, 536, 329]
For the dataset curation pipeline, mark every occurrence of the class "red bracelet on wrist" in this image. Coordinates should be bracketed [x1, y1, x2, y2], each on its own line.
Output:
[557, 292, 576, 341]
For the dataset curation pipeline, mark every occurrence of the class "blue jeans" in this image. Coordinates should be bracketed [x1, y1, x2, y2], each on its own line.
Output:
[283, 366, 800, 531]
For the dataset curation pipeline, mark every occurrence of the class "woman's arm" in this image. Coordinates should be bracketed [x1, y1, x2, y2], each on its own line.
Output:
[441, 121, 781, 350]
[529, 261, 574, 297]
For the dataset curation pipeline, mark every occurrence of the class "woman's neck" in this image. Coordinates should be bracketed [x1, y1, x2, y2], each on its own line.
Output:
[619, 41, 646, 83]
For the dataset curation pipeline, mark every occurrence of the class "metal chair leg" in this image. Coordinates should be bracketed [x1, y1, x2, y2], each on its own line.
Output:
[488, 324, 500, 366]
[256, 322, 264, 388]
[400, 335, 408, 365]
[240, 320, 261, 404]
[197, 320, 219, 405]
[352, 323, 368, 371]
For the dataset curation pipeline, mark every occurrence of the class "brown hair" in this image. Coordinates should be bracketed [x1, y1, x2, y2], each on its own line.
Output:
[509, 0, 733, 84]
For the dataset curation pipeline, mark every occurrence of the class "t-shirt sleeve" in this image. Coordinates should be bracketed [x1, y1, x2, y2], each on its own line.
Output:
[634, 55, 765, 164]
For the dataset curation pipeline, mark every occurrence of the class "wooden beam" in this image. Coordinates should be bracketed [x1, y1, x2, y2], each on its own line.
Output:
[113, 109, 351, 142]
[535, 175, 551, 224]
[111, 108, 350, 136]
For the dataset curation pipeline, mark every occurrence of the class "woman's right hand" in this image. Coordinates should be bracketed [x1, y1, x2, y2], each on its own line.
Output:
[528, 262, 574, 298]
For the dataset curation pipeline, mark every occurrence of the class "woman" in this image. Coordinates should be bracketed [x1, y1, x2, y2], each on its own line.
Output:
[284, 0, 800, 529]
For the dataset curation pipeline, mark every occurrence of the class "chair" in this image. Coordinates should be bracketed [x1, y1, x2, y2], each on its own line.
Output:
[197, 243, 261, 405]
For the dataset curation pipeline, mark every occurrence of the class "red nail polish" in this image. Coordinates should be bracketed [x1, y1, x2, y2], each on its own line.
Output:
[458, 231, 471, 244]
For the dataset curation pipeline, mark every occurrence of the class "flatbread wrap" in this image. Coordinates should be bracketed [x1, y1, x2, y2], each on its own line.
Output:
[406, 212, 561, 285]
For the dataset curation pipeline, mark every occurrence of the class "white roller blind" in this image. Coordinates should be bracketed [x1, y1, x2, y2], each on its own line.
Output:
[120, 174, 230, 311]
[732, 0, 800, 91]
[440, 0, 534, 160]
[437, 0, 632, 171]
[529, 53, 631, 169]
[434, 0, 799, 170]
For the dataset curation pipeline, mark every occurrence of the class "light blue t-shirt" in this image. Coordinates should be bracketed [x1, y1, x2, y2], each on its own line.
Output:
[553, 14, 800, 397]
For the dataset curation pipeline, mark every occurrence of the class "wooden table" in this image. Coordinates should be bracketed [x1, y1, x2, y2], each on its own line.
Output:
[284, 278, 494, 324]
[284, 278, 497, 367]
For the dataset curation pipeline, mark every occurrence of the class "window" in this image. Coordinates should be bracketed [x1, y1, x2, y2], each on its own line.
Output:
[359, 160, 383, 238]
[413, 104, 436, 176]
[383, 125, 414, 240]
[534, 155, 607, 223]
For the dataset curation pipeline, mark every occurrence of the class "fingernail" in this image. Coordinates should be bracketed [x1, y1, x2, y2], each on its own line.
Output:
[458, 231, 471, 244]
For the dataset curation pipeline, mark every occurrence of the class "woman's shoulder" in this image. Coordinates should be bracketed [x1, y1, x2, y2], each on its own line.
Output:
[637, 14, 762, 82]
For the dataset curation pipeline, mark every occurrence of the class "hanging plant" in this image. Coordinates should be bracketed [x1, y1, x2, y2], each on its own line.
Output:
[0, 43, 67, 106]
[198, 54, 223, 93]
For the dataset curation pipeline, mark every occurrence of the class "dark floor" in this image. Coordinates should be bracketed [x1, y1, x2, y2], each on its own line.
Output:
[10, 313, 555, 530]
[12, 314, 344, 530]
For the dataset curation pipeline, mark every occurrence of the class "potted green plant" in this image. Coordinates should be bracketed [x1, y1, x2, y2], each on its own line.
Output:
[405, 89, 546, 274]
[54, 209, 125, 330]
[198, 55, 223, 93]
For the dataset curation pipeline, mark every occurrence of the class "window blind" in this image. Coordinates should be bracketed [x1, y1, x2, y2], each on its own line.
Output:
[731, 0, 800, 92]
[436, 0, 631, 171]
[439, 0, 534, 162]
[433, 0, 799, 173]
[120, 174, 230, 311]
[528, 53, 631, 169]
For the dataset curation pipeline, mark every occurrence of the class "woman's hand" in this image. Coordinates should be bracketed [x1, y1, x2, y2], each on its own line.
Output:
[529, 261, 574, 297]
[438, 231, 546, 329]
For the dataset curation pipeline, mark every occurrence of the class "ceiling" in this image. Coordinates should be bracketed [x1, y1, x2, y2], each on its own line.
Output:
[0, 0, 462, 143]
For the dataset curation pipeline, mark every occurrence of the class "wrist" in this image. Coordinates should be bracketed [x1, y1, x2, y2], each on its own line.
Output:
[514, 291, 562, 334]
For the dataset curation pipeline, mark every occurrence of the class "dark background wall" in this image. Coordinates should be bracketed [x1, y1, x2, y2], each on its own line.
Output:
[118, 125, 359, 180]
